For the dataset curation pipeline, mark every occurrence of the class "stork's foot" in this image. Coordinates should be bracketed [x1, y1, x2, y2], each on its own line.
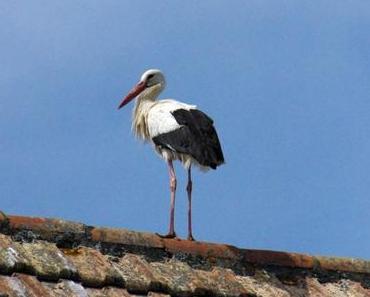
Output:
[156, 232, 177, 239]
[187, 234, 195, 241]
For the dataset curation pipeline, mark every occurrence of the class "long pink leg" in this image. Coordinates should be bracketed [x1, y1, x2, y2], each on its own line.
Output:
[167, 160, 177, 237]
[157, 160, 177, 238]
[187, 166, 194, 241]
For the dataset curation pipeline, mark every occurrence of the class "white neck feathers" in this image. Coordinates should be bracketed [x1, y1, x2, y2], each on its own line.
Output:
[132, 84, 163, 140]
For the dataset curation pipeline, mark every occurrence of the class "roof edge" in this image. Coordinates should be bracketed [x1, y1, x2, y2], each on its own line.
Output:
[1, 212, 369, 276]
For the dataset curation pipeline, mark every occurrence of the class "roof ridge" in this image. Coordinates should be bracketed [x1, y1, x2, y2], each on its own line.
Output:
[1, 212, 370, 296]
[0, 213, 369, 276]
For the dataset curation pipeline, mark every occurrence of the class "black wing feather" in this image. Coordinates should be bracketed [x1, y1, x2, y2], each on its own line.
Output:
[152, 109, 224, 169]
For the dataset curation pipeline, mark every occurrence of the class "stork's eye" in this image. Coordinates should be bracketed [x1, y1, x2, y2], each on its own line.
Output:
[147, 74, 154, 80]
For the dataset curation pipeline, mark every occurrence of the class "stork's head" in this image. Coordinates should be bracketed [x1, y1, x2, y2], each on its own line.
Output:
[118, 69, 166, 109]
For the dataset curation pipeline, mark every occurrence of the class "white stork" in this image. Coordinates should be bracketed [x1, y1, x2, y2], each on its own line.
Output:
[118, 69, 224, 241]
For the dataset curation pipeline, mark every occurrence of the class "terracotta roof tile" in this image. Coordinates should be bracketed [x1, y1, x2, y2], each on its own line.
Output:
[236, 272, 288, 297]
[242, 249, 315, 270]
[113, 253, 159, 293]
[61, 246, 121, 287]
[46, 280, 89, 297]
[14, 273, 56, 297]
[7, 215, 86, 242]
[315, 255, 370, 274]
[86, 287, 133, 297]
[19, 240, 76, 280]
[162, 238, 241, 261]
[0, 213, 369, 297]
[149, 260, 201, 295]
[0, 275, 16, 296]
[147, 293, 171, 297]
[91, 227, 164, 249]
[0, 234, 27, 274]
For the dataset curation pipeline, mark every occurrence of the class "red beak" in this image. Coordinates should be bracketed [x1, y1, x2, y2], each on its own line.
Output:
[118, 81, 146, 109]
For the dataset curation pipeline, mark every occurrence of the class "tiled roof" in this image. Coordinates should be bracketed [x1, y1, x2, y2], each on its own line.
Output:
[0, 212, 369, 297]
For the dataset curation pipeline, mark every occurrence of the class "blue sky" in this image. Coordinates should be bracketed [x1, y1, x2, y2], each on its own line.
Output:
[1, 1, 370, 259]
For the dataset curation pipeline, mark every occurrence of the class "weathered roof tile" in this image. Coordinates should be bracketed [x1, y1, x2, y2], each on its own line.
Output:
[0, 275, 15, 297]
[15, 273, 57, 297]
[61, 246, 121, 287]
[305, 278, 370, 297]
[7, 215, 86, 242]
[113, 253, 159, 294]
[0, 234, 29, 274]
[163, 238, 241, 262]
[150, 260, 197, 295]
[237, 272, 293, 297]
[147, 292, 171, 297]
[338, 280, 370, 297]
[315, 255, 370, 274]
[242, 249, 314, 270]
[45, 280, 89, 297]
[91, 227, 163, 249]
[4, 276, 32, 297]
[86, 286, 132, 297]
[208, 267, 251, 297]
[18, 240, 76, 280]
